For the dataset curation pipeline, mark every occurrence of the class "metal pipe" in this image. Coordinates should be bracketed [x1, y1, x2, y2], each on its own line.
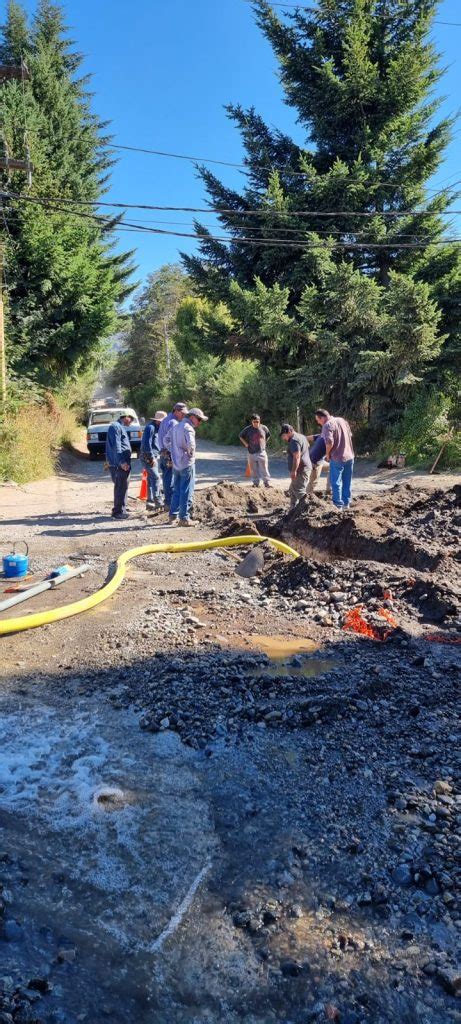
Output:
[0, 564, 90, 614]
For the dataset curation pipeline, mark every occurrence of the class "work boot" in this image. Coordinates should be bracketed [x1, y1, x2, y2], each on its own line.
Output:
[264, 481, 272, 488]
[112, 512, 129, 520]
[145, 501, 156, 511]
[178, 519, 197, 527]
[168, 516, 178, 525]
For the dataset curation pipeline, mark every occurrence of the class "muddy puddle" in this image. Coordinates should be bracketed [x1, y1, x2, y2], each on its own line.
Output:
[0, 690, 216, 1023]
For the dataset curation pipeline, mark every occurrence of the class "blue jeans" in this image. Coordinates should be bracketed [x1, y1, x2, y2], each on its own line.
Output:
[160, 453, 173, 508]
[170, 465, 195, 521]
[110, 465, 130, 515]
[329, 459, 354, 509]
[141, 456, 163, 505]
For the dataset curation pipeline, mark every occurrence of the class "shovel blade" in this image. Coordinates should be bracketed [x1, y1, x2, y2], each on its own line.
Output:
[235, 543, 266, 578]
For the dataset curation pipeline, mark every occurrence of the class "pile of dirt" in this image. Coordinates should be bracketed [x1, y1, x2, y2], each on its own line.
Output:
[261, 484, 461, 575]
[193, 481, 284, 523]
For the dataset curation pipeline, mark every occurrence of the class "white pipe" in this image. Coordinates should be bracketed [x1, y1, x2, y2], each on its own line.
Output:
[0, 564, 90, 614]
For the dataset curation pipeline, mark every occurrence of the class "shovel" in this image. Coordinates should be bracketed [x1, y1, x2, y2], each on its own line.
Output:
[235, 541, 268, 578]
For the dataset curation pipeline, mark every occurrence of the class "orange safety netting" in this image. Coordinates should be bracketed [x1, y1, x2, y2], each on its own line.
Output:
[425, 633, 461, 645]
[343, 605, 397, 642]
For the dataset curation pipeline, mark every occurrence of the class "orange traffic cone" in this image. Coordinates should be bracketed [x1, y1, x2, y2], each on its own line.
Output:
[138, 469, 148, 501]
[245, 459, 252, 478]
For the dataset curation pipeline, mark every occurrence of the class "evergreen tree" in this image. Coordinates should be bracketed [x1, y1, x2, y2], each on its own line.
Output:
[0, 1, 135, 386]
[182, 0, 460, 424]
[112, 265, 190, 394]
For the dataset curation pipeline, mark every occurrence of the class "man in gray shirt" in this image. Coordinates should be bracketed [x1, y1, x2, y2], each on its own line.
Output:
[239, 414, 271, 488]
[280, 423, 312, 509]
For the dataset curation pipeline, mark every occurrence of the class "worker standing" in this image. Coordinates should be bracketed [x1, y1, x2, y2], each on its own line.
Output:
[239, 414, 271, 488]
[314, 409, 354, 510]
[306, 433, 332, 497]
[157, 402, 189, 510]
[105, 412, 134, 520]
[140, 411, 167, 511]
[165, 407, 208, 527]
[280, 423, 312, 508]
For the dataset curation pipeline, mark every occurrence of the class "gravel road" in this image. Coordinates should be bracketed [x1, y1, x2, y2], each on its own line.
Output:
[0, 446, 459, 1024]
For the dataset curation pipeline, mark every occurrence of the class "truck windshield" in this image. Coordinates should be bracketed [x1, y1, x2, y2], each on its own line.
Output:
[89, 412, 118, 425]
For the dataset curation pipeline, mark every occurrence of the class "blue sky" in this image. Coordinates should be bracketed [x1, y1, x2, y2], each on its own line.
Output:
[14, 0, 461, 288]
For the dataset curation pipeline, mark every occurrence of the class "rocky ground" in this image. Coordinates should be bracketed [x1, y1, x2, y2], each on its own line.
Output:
[0, 475, 460, 1023]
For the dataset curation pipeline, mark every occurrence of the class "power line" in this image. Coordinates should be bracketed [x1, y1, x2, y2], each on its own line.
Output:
[4, 189, 461, 219]
[4, 191, 460, 250]
[111, 143, 461, 197]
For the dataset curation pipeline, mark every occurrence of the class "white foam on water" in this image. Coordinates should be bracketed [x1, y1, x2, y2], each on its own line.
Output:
[0, 693, 214, 951]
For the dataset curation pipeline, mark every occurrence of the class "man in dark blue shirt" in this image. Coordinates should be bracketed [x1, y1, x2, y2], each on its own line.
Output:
[306, 434, 332, 497]
[140, 411, 167, 511]
[105, 413, 134, 519]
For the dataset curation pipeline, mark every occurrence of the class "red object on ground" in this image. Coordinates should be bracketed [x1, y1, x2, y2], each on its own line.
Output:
[245, 460, 252, 478]
[425, 633, 461, 645]
[343, 605, 397, 642]
[138, 469, 148, 501]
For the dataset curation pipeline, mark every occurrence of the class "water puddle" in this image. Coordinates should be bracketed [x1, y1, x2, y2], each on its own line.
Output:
[251, 657, 337, 679]
[238, 634, 336, 679]
[0, 692, 216, 1022]
[246, 634, 319, 659]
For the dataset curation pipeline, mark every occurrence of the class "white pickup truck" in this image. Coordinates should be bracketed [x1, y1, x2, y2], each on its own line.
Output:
[86, 407, 143, 459]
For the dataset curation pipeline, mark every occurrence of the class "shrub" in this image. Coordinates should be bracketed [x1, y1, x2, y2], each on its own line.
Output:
[380, 390, 460, 469]
[0, 396, 78, 483]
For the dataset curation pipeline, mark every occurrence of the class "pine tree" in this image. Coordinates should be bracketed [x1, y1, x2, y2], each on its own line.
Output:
[182, 0, 460, 423]
[0, 1, 135, 386]
[112, 265, 190, 393]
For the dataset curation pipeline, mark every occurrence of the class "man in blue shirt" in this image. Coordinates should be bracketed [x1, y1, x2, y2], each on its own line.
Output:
[164, 407, 208, 526]
[157, 402, 188, 510]
[105, 412, 134, 519]
[140, 410, 167, 511]
[306, 434, 332, 497]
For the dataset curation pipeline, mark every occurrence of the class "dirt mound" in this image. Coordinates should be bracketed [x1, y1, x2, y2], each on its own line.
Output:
[193, 482, 284, 523]
[271, 484, 461, 573]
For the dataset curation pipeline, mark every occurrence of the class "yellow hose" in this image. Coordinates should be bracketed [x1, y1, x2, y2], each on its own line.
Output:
[0, 535, 299, 636]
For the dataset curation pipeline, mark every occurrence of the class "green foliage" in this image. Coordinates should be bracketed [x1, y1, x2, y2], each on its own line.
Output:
[1, 0, 135, 388]
[0, 391, 78, 482]
[112, 265, 189, 394]
[181, 0, 460, 436]
[380, 390, 460, 468]
[119, 343, 297, 448]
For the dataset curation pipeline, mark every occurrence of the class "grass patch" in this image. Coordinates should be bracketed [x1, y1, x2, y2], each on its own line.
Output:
[0, 396, 78, 484]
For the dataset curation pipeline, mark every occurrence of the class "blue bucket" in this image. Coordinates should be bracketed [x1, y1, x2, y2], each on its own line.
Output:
[3, 542, 29, 579]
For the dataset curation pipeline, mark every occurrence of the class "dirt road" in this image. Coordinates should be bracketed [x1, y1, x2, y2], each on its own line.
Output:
[0, 447, 459, 1023]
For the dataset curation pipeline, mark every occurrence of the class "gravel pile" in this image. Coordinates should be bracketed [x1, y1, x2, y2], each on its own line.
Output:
[261, 554, 461, 629]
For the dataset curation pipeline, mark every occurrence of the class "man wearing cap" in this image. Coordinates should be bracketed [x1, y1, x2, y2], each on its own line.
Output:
[280, 423, 312, 509]
[140, 410, 167, 511]
[239, 414, 271, 488]
[157, 402, 188, 509]
[105, 412, 134, 520]
[165, 407, 208, 527]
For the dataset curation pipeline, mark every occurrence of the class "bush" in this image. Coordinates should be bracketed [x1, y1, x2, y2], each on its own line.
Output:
[380, 390, 460, 469]
[0, 395, 78, 483]
[121, 355, 299, 446]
